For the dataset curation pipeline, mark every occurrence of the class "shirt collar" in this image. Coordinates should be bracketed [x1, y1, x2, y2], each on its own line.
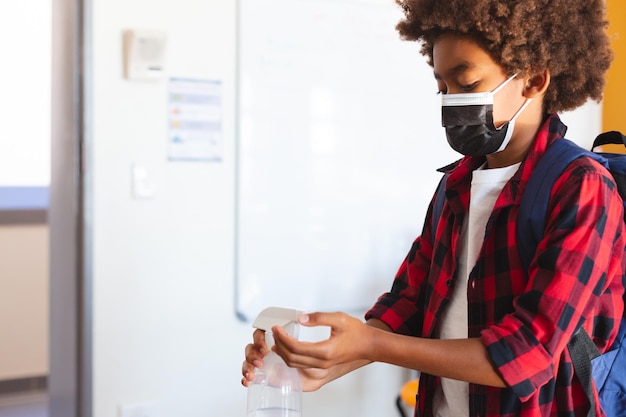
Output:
[436, 114, 568, 203]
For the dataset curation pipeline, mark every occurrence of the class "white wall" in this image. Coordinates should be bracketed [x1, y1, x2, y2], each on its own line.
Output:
[88, 1, 604, 417]
[0, 225, 49, 380]
[90, 0, 408, 416]
[561, 102, 604, 149]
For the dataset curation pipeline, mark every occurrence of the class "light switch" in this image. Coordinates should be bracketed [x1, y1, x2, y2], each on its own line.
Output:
[132, 163, 155, 199]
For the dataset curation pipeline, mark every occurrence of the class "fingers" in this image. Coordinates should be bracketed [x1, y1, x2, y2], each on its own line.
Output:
[242, 342, 263, 387]
[253, 329, 268, 350]
[279, 348, 332, 369]
[241, 358, 255, 387]
[242, 329, 269, 387]
[298, 311, 346, 329]
[274, 343, 328, 368]
[272, 326, 334, 368]
[245, 340, 267, 367]
[272, 311, 366, 370]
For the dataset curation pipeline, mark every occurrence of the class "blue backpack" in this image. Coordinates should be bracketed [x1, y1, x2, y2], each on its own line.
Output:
[432, 131, 626, 416]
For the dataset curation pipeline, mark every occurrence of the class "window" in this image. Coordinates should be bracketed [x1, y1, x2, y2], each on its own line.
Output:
[0, 2, 51, 218]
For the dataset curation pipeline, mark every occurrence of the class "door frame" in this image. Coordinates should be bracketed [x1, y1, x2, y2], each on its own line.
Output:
[49, 0, 92, 415]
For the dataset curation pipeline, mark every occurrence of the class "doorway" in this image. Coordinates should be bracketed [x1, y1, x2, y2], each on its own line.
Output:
[0, 1, 53, 415]
[0, 0, 88, 416]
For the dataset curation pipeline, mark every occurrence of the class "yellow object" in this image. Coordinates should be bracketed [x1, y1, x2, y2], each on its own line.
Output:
[400, 378, 419, 407]
[603, 0, 626, 132]
[594, 143, 626, 154]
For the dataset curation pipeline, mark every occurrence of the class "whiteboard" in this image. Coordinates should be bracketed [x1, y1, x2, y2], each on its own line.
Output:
[235, 0, 459, 321]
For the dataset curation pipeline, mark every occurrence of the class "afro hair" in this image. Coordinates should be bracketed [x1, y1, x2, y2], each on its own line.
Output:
[395, 0, 614, 114]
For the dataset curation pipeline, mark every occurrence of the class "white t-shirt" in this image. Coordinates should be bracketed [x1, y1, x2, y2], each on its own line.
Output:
[433, 162, 520, 417]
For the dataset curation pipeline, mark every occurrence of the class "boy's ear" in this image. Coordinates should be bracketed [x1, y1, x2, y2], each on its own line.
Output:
[523, 69, 550, 98]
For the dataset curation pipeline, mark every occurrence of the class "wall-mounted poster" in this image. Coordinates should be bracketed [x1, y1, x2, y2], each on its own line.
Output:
[167, 78, 223, 162]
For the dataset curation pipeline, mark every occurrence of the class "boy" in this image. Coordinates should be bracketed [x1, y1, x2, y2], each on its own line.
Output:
[242, 0, 626, 416]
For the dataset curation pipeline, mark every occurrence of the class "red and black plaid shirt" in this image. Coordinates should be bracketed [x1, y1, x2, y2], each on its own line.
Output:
[366, 114, 625, 416]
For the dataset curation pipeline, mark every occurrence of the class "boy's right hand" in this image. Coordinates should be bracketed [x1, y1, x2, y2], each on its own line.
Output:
[241, 326, 333, 392]
[241, 328, 268, 387]
[241, 314, 362, 392]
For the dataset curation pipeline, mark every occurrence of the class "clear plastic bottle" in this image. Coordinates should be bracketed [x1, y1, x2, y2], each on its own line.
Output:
[247, 308, 303, 417]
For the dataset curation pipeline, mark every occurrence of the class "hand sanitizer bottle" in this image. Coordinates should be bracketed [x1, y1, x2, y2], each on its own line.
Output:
[247, 307, 304, 417]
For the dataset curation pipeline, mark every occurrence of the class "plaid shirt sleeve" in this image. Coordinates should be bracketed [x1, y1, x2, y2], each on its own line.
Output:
[482, 157, 626, 401]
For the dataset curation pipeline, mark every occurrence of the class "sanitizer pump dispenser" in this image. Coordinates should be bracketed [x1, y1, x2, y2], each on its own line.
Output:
[247, 307, 304, 417]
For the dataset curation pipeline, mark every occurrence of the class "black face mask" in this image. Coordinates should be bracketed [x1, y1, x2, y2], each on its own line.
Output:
[442, 102, 513, 156]
[440, 74, 529, 157]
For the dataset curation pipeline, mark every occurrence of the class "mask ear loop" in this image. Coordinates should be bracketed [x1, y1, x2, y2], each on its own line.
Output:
[441, 73, 520, 107]
[495, 97, 533, 130]
[493, 72, 529, 131]
[493, 97, 533, 153]
[491, 73, 519, 95]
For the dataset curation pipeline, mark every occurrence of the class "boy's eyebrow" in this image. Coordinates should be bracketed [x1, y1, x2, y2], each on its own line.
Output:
[433, 61, 476, 80]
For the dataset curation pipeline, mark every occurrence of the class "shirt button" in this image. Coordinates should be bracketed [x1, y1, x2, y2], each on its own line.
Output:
[446, 279, 453, 287]
[471, 280, 476, 290]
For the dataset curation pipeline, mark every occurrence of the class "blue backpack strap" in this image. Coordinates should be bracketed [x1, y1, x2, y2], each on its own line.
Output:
[517, 139, 603, 271]
[593, 317, 626, 390]
[518, 138, 610, 417]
